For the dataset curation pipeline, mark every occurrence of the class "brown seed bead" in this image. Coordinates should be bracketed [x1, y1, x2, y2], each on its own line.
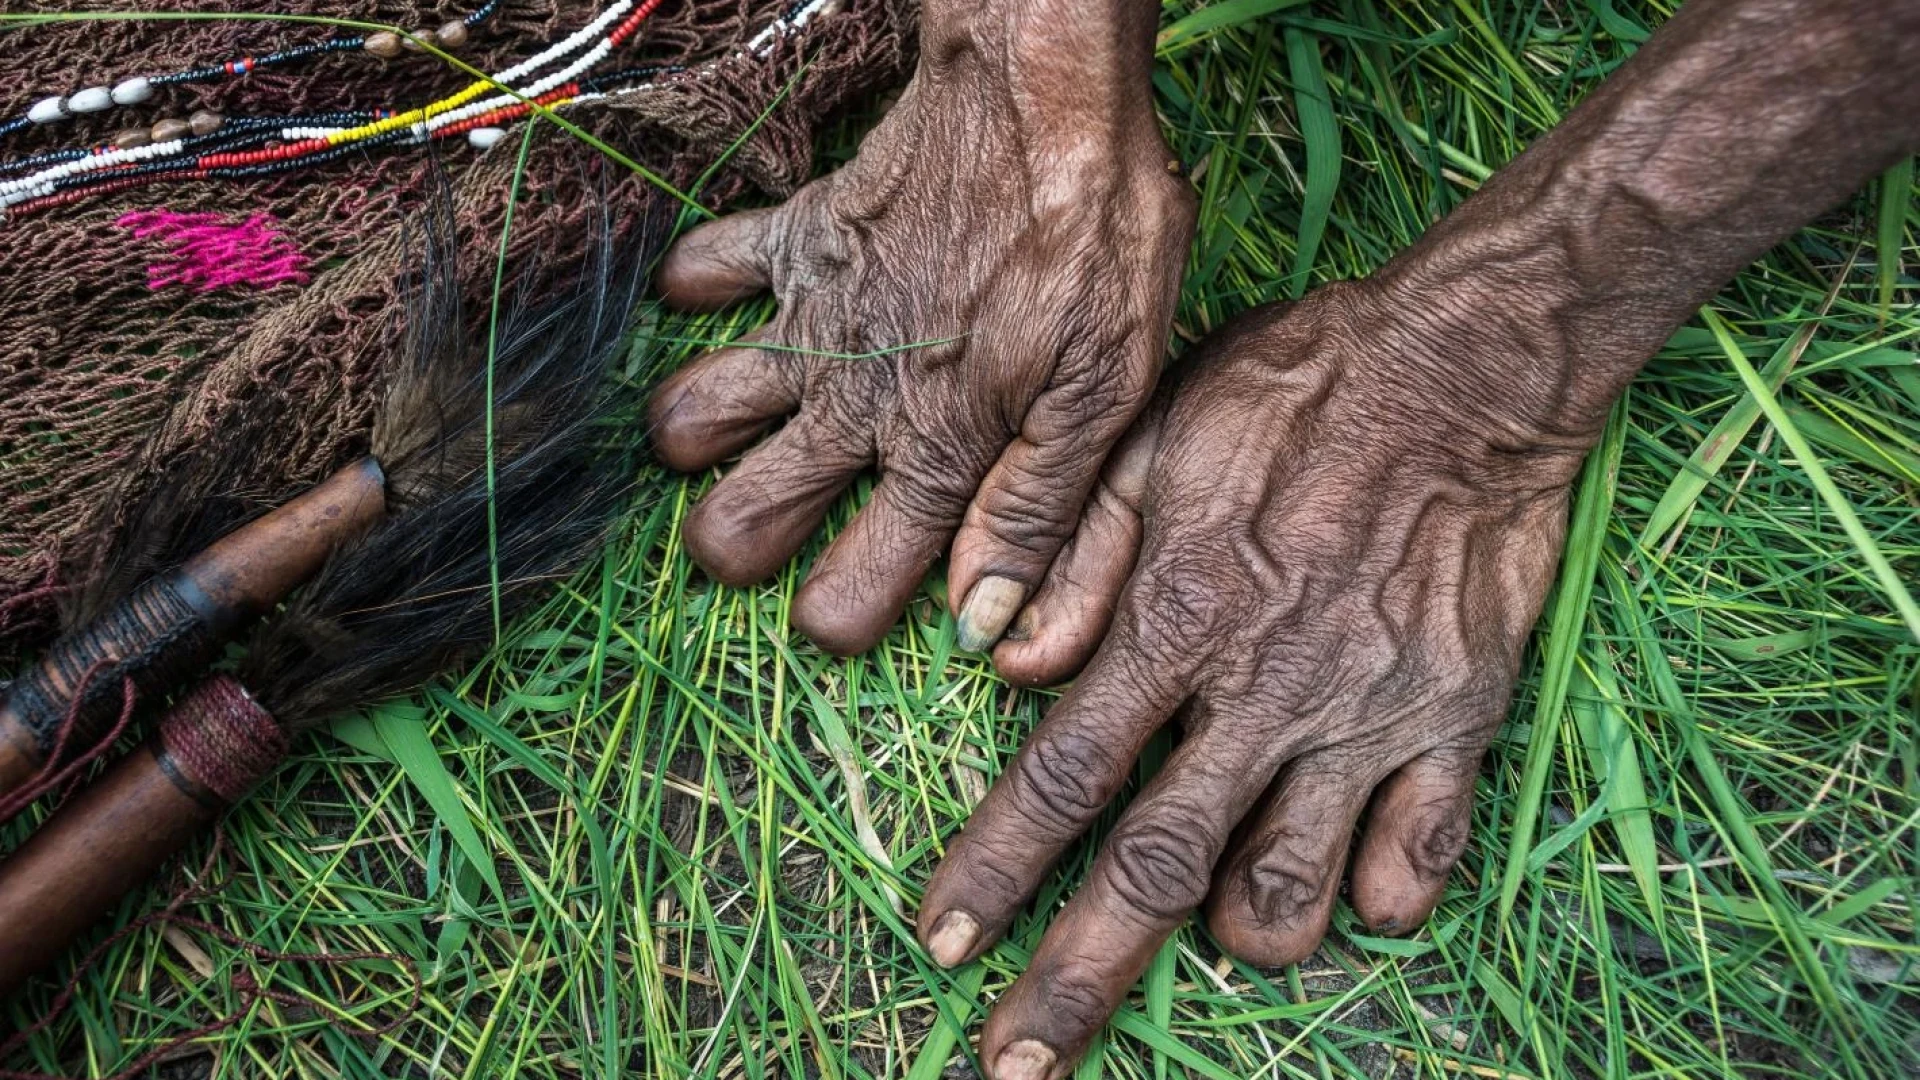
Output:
[363, 31, 403, 58]
[112, 128, 152, 150]
[436, 20, 470, 48]
[188, 110, 223, 136]
[150, 118, 189, 142]
[401, 28, 437, 52]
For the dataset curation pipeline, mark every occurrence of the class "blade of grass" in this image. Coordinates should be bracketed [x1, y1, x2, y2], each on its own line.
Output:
[370, 702, 503, 897]
[1498, 398, 1626, 922]
[1158, 0, 1313, 54]
[1876, 157, 1913, 327]
[1702, 308, 1920, 642]
[1284, 27, 1341, 298]
[1636, 324, 1813, 550]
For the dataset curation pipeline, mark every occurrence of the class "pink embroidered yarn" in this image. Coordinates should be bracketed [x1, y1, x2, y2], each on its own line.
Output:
[118, 210, 314, 292]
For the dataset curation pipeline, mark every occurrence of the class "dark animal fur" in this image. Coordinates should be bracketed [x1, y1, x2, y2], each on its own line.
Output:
[241, 192, 660, 729]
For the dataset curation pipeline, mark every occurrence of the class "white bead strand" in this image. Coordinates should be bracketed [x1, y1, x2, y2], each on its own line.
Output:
[66, 88, 114, 114]
[111, 77, 154, 106]
[26, 97, 68, 124]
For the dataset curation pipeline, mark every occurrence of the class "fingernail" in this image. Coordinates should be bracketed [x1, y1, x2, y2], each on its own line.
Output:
[1003, 606, 1037, 643]
[957, 575, 1027, 652]
[926, 910, 981, 967]
[1375, 917, 1402, 935]
[995, 1039, 1056, 1080]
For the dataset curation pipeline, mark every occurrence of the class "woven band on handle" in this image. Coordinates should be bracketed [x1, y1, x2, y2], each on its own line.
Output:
[156, 675, 288, 807]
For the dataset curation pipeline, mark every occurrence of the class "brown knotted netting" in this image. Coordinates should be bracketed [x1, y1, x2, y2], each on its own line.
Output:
[0, 0, 917, 665]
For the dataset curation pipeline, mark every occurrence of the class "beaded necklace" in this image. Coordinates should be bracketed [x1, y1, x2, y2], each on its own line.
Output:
[0, 2, 504, 141]
[0, 0, 831, 219]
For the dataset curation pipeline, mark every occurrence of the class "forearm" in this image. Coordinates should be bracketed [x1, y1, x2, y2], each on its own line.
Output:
[1378, 0, 1920, 439]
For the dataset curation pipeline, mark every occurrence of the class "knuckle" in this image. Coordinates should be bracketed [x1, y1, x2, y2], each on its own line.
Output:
[1162, 566, 1235, 628]
[883, 461, 975, 527]
[1123, 559, 1236, 650]
[1405, 799, 1472, 881]
[1102, 814, 1218, 921]
[954, 839, 1029, 904]
[1242, 831, 1331, 928]
[771, 183, 851, 280]
[977, 483, 1080, 553]
[1014, 728, 1116, 830]
[1050, 365, 1137, 426]
[1034, 966, 1116, 1035]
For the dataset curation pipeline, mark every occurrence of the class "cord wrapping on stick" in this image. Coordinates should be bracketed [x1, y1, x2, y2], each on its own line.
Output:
[3, 576, 210, 759]
[155, 676, 288, 807]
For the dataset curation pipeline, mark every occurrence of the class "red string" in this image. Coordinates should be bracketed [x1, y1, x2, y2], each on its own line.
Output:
[0, 663, 138, 827]
[0, 829, 421, 1080]
[0, 560, 65, 642]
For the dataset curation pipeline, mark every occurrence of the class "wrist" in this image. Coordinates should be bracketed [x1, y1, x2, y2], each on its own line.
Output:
[918, 0, 1165, 166]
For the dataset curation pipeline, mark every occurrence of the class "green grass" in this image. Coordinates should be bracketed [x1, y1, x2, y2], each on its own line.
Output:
[5, 2, 1918, 1077]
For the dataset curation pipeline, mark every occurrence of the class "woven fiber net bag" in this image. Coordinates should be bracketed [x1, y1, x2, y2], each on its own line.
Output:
[0, 0, 917, 665]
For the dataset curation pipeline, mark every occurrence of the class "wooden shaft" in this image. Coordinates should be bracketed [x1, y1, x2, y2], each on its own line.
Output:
[0, 459, 383, 798]
[0, 675, 283, 999]
[0, 743, 218, 997]
[175, 456, 387, 619]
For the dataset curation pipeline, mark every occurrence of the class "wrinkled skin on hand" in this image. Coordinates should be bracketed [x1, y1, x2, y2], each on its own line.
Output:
[917, 277, 1594, 1080]
[648, 3, 1193, 657]
[914, 1, 1920, 1070]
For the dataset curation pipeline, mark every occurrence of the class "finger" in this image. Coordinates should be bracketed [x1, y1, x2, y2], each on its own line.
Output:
[975, 713, 1282, 1080]
[1204, 754, 1382, 968]
[990, 394, 1159, 687]
[654, 207, 778, 311]
[946, 230, 1184, 654]
[1349, 745, 1481, 935]
[947, 360, 1150, 653]
[647, 334, 801, 472]
[681, 412, 867, 587]
[789, 465, 983, 656]
[916, 638, 1190, 969]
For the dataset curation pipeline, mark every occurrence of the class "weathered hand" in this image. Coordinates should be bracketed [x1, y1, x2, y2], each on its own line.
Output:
[648, 0, 1192, 656]
[919, 1, 1920, 1072]
[917, 275, 1587, 1079]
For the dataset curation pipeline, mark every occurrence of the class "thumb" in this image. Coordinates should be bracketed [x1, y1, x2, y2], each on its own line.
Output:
[987, 388, 1163, 686]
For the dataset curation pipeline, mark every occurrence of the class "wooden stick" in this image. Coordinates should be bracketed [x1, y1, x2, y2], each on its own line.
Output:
[0, 460, 382, 799]
[0, 676, 284, 997]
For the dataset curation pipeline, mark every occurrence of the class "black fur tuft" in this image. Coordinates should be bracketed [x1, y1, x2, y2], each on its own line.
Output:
[240, 198, 662, 730]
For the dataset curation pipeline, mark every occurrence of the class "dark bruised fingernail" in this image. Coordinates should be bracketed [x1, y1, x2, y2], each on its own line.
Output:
[956, 575, 1027, 652]
[1374, 917, 1402, 934]
[926, 909, 980, 967]
[1003, 606, 1037, 642]
[995, 1040, 1056, 1080]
